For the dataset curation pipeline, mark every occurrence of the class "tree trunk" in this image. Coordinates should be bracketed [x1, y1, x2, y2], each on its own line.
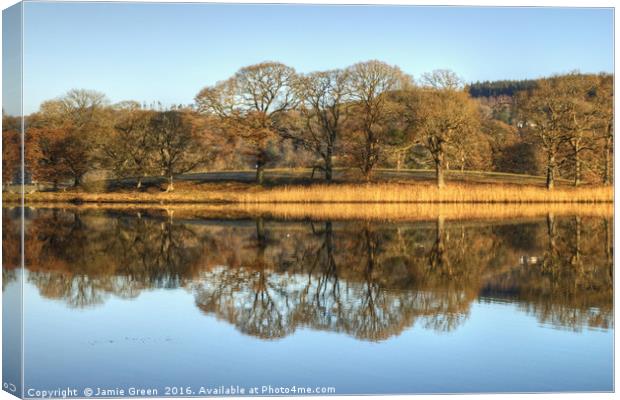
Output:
[325, 146, 333, 182]
[136, 176, 142, 189]
[574, 156, 581, 187]
[324, 221, 336, 277]
[547, 213, 557, 256]
[363, 129, 375, 182]
[256, 164, 265, 185]
[605, 217, 612, 280]
[429, 216, 448, 273]
[73, 175, 81, 188]
[546, 153, 555, 190]
[545, 213, 558, 276]
[604, 135, 612, 185]
[437, 215, 445, 241]
[435, 151, 445, 189]
[255, 217, 267, 267]
[256, 217, 266, 247]
[573, 139, 581, 187]
[325, 221, 333, 253]
[364, 226, 376, 277]
[571, 216, 582, 266]
[166, 175, 174, 192]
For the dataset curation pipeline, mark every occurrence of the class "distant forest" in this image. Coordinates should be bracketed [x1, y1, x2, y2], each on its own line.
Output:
[467, 79, 538, 98]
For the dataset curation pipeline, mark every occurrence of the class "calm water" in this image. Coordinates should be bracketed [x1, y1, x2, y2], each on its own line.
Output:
[2, 207, 614, 396]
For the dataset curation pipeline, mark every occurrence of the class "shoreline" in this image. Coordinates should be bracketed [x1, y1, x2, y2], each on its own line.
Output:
[2, 182, 614, 205]
[6, 201, 613, 223]
[5, 199, 615, 205]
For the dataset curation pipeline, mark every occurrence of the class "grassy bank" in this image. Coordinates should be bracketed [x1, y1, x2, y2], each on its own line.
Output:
[5, 181, 613, 204]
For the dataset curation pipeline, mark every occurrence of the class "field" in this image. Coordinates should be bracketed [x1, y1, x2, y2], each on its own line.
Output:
[5, 168, 614, 205]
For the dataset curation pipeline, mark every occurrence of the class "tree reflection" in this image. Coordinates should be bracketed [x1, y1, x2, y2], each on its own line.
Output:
[483, 214, 613, 330]
[21, 209, 205, 307]
[2, 208, 21, 290]
[9, 207, 613, 338]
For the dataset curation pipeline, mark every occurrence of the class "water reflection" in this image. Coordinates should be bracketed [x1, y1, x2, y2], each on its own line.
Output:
[2, 208, 22, 291]
[4, 208, 613, 340]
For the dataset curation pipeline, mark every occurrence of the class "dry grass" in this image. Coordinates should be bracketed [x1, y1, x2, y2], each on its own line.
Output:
[5, 181, 613, 205]
[236, 182, 613, 203]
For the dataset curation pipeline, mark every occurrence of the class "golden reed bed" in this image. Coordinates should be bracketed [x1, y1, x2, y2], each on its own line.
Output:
[237, 183, 613, 203]
[8, 182, 614, 204]
[16, 202, 613, 222]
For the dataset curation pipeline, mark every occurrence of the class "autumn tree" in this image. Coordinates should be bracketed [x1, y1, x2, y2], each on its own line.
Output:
[33, 89, 111, 187]
[556, 74, 599, 186]
[593, 74, 613, 185]
[402, 70, 479, 188]
[26, 125, 76, 189]
[516, 78, 567, 190]
[345, 60, 410, 181]
[195, 62, 297, 184]
[2, 113, 21, 187]
[149, 110, 207, 191]
[101, 102, 156, 189]
[58, 89, 108, 127]
[284, 69, 350, 181]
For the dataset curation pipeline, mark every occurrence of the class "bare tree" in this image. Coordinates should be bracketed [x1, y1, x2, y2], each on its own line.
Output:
[516, 78, 568, 190]
[35, 89, 111, 187]
[195, 62, 297, 184]
[345, 60, 411, 181]
[285, 69, 350, 181]
[59, 89, 108, 129]
[556, 74, 599, 186]
[517, 74, 614, 188]
[593, 74, 614, 185]
[149, 110, 206, 191]
[102, 102, 156, 189]
[420, 69, 464, 91]
[403, 70, 479, 188]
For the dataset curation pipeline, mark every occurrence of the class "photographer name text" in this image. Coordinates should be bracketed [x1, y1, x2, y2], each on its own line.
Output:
[25, 385, 336, 398]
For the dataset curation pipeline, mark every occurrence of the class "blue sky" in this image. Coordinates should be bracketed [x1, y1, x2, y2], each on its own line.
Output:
[16, 3, 615, 114]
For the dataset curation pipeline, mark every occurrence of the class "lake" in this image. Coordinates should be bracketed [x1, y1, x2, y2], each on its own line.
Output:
[2, 206, 614, 396]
